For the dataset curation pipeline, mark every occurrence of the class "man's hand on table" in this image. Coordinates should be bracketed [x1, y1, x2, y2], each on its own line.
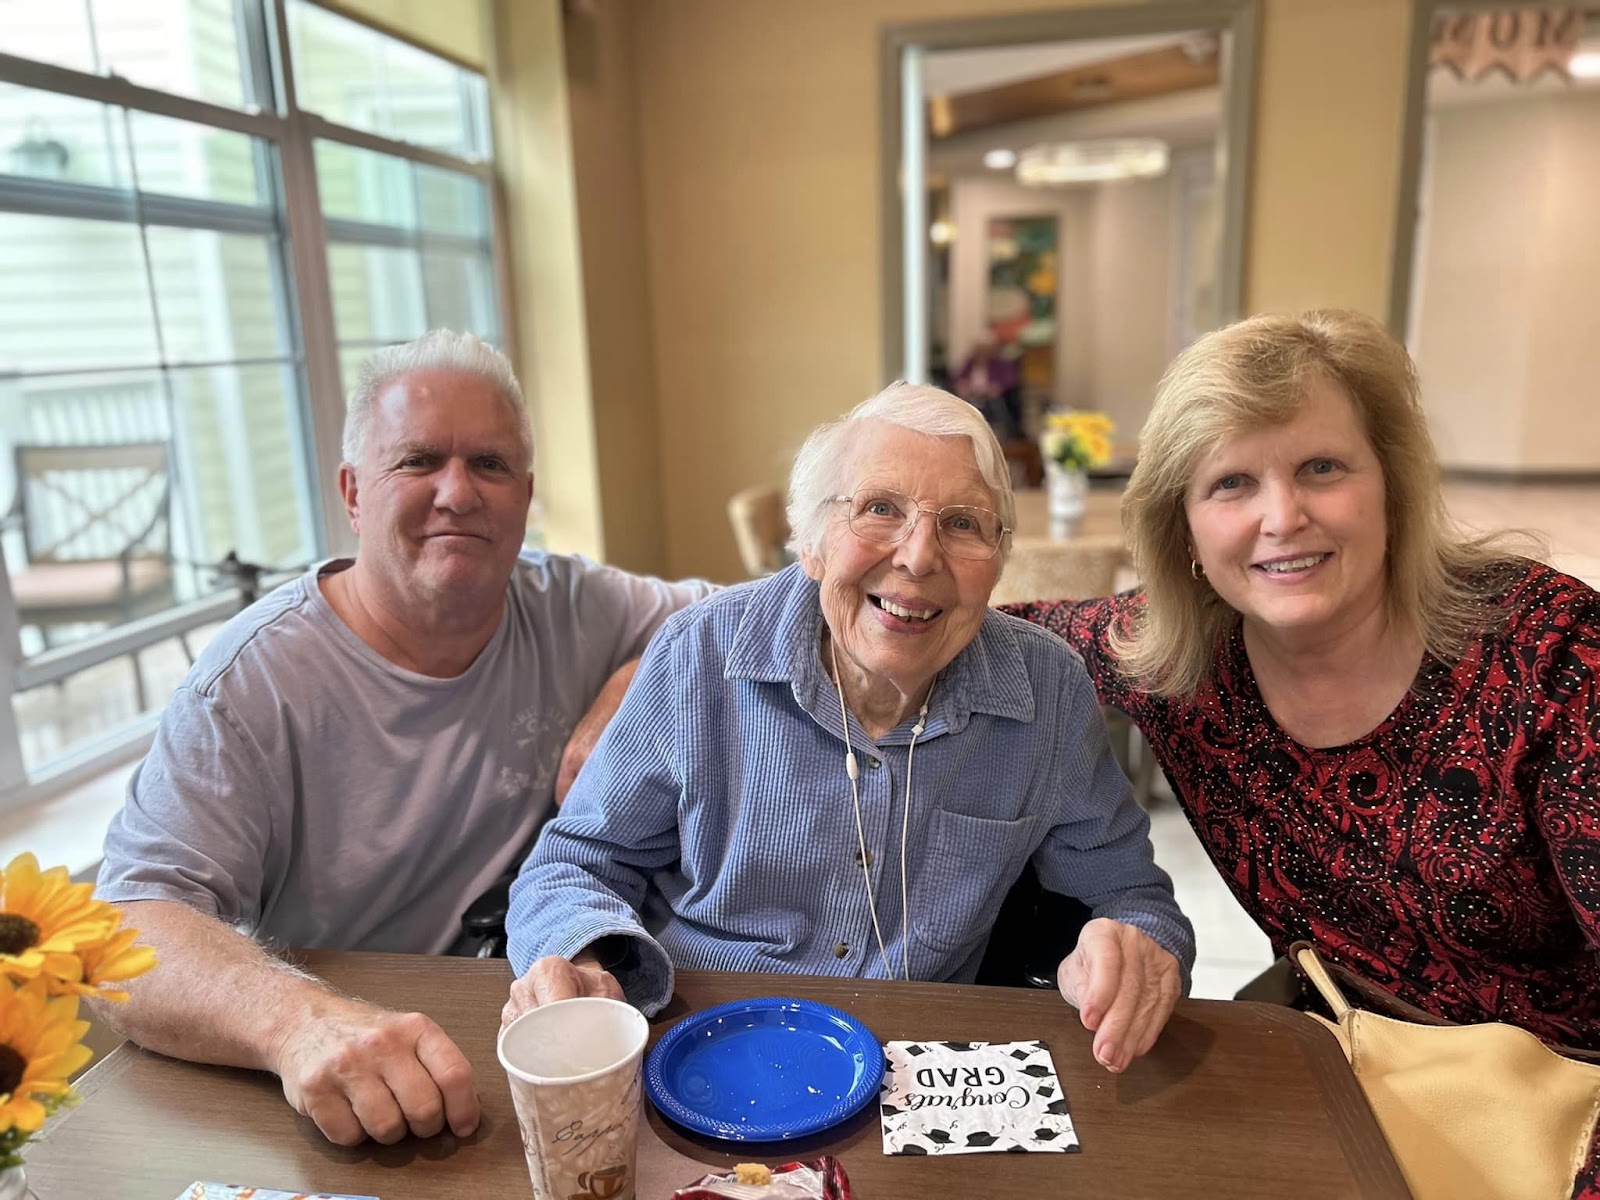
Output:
[504, 950, 625, 1027]
[268, 994, 480, 1147]
[1056, 918, 1182, 1074]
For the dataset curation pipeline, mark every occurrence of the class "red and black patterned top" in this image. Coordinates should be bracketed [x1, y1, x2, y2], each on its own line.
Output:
[1003, 558, 1600, 1051]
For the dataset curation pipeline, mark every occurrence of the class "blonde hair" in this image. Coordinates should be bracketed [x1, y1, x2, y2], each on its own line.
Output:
[787, 381, 1015, 568]
[1114, 309, 1515, 697]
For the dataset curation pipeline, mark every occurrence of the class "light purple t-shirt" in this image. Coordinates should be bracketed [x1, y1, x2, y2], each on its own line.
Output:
[97, 551, 710, 954]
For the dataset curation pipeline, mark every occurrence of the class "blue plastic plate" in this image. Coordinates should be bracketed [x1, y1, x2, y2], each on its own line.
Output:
[645, 997, 885, 1142]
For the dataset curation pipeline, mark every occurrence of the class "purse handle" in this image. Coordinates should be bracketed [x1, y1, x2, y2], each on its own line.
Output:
[1286, 940, 1600, 1065]
[1292, 944, 1351, 1020]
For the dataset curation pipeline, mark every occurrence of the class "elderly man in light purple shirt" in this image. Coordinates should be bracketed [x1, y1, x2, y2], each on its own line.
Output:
[96, 331, 709, 1149]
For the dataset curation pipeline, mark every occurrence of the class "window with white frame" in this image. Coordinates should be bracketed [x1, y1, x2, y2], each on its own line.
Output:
[0, 0, 506, 798]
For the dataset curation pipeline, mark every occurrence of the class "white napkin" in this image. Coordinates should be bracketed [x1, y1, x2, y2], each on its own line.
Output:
[878, 1039, 1079, 1155]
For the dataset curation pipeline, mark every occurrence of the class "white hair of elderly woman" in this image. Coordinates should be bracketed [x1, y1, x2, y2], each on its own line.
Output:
[342, 330, 533, 469]
[786, 380, 1016, 567]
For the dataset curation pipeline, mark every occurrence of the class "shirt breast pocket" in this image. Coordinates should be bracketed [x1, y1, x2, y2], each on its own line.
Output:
[912, 807, 1037, 953]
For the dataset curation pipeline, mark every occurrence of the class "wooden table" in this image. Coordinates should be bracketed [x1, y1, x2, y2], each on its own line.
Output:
[27, 953, 1408, 1199]
[1011, 482, 1126, 540]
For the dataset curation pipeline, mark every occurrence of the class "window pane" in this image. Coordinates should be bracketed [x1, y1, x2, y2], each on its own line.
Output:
[421, 249, 495, 338]
[169, 363, 314, 567]
[416, 165, 488, 238]
[0, 84, 131, 189]
[0, 1, 96, 74]
[146, 228, 289, 362]
[314, 140, 416, 229]
[88, 0, 249, 110]
[287, 0, 486, 158]
[128, 111, 271, 207]
[0, 214, 158, 374]
[327, 243, 426, 343]
[12, 618, 227, 772]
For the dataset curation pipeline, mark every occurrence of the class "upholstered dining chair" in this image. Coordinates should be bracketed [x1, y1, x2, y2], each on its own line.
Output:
[726, 483, 793, 578]
[991, 532, 1158, 809]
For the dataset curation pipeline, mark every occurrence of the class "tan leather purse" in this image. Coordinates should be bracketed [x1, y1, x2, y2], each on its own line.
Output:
[1292, 942, 1600, 1200]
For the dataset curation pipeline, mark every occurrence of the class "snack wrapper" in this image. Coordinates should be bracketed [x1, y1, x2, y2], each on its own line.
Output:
[669, 1156, 852, 1199]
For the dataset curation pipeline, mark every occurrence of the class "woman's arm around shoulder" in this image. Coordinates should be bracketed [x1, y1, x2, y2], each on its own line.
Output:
[997, 590, 1144, 712]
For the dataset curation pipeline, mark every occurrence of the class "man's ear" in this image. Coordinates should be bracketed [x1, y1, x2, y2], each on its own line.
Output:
[338, 462, 361, 536]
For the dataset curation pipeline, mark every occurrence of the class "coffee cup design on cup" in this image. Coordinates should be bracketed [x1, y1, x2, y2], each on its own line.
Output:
[571, 1164, 630, 1200]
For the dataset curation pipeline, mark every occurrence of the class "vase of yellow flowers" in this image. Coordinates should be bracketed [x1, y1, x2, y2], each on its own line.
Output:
[0, 853, 156, 1191]
[1039, 410, 1115, 538]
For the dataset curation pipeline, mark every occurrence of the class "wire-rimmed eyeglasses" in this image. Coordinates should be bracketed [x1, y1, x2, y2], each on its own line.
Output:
[828, 489, 1010, 560]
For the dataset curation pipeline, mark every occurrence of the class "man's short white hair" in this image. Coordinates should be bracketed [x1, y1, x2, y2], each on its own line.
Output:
[342, 330, 533, 469]
[787, 381, 1015, 567]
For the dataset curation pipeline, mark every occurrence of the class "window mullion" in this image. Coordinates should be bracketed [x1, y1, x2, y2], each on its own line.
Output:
[301, 113, 490, 177]
[268, 0, 350, 560]
[0, 51, 287, 142]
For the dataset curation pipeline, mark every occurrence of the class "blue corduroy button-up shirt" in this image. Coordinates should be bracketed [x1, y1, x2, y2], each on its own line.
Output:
[507, 564, 1194, 1013]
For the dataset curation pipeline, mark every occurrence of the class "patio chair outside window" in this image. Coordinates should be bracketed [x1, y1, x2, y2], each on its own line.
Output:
[6, 442, 187, 708]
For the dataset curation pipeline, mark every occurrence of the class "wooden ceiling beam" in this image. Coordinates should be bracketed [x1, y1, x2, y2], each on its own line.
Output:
[929, 44, 1220, 139]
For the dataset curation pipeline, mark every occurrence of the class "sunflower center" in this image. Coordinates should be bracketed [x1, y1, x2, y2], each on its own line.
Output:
[0, 914, 40, 956]
[0, 1043, 24, 1098]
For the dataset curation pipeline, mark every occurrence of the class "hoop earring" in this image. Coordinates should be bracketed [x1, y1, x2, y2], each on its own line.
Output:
[1190, 558, 1205, 581]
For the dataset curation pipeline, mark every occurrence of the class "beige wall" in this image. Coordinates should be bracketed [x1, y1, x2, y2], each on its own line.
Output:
[620, 0, 1414, 581]
[491, 0, 607, 557]
[1413, 92, 1600, 472]
[1244, 0, 1412, 316]
[1086, 175, 1174, 441]
[561, 3, 669, 574]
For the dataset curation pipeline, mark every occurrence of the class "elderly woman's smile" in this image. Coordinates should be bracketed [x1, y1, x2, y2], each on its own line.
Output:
[869, 593, 943, 624]
[802, 421, 1004, 733]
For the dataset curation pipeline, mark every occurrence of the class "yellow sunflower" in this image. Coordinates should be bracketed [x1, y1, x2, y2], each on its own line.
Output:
[0, 978, 91, 1135]
[52, 914, 157, 1003]
[0, 854, 118, 989]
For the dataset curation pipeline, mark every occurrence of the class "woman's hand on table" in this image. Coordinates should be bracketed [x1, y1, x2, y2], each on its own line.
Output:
[1055, 918, 1182, 1074]
[503, 950, 625, 1027]
[269, 994, 480, 1147]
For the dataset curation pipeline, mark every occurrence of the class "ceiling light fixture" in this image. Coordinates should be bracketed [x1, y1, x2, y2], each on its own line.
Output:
[1016, 138, 1170, 186]
[1570, 50, 1600, 79]
[982, 147, 1017, 170]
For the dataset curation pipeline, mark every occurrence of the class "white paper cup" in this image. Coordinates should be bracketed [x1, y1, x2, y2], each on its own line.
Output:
[498, 996, 650, 1200]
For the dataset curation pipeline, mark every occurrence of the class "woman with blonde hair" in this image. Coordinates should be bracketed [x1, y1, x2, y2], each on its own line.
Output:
[1007, 309, 1600, 1055]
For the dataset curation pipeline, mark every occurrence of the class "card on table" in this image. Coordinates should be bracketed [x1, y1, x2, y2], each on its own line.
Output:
[177, 1186, 380, 1200]
[878, 1039, 1079, 1155]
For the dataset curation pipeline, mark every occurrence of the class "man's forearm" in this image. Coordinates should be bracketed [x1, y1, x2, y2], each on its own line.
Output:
[91, 899, 337, 1075]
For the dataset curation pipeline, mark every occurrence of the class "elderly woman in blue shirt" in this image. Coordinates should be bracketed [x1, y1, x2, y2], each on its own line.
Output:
[505, 383, 1194, 1073]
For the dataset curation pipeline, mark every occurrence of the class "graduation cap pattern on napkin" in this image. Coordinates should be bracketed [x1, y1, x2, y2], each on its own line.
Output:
[878, 1039, 1079, 1155]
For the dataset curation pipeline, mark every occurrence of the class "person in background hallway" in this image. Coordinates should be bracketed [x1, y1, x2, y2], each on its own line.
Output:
[954, 334, 1024, 441]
